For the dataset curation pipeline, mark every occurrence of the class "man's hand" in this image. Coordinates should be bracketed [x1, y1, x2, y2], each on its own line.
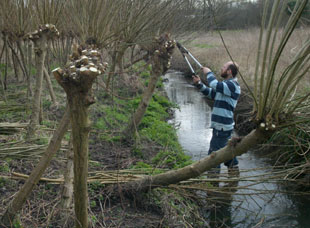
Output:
[202, 67, 211, 74]
[192, 75, 201, 84]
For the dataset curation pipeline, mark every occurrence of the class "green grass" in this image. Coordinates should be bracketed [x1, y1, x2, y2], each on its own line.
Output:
[92, 91, 192, 169]
[137, 95, 191, 169]
[93, 104, 129, 130]
[0, 163, 10, 172]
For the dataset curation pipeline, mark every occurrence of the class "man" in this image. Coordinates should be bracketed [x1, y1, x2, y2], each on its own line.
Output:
[192, 61, 240, 177]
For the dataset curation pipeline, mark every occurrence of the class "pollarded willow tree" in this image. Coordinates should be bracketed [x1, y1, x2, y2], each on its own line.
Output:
[110, 0, 228, 139]
[0, 0, 66, 140]
[1, 0, 115, 226]
[63, 0, 119, 94]
[53, 46, 108, 228]
[105, 0, 187, 138]
[110, 0, 310, 195]
[25, 0, 65, 139]
[0, 24, 69, 228]
[25, 25, 60, 139]
[122, 34, 176, 138]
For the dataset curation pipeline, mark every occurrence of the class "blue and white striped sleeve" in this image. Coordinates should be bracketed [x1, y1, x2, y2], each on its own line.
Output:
[206, 72, 240, 100]
[196, 82, 216, 100]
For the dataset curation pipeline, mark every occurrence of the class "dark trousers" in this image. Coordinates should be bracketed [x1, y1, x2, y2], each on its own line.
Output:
[208, 128, 239, 168]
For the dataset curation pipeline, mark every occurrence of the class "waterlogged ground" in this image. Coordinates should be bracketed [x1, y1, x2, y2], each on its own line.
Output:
[164, 71, 310, 228]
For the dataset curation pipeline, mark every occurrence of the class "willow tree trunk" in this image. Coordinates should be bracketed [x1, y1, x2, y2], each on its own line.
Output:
[16, 40, 30, 84]
[27, 42, 33, 96]
[113, 128, 271, 195]
[0, 106, 70, 227]
[7, 40, 30, 88]
[25, 25, 60, 140]
[122, 61, 162, 138]
[39, 98, 43, 124]
[4, 35, 8, 90]
[43, 67, 57, 106]
[70, 90, 90, 228]
[53, 44, 107, 228]
[106, 45, 127, 91]
[11, 47, 21, 82]
[0, 37, 7, 102]
[0, 76, 7, 102]
[122, 34, 175, 138]
[115, 47, 126, 73]
[26, 40, 47, 139]
[61, 135, 74, 212]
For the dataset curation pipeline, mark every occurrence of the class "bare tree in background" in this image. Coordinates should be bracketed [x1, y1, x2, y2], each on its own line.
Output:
[25, 25, 60, 139]
[104, 0, 182, 89]
[0, 0, 34, 97]
[25, 0, 65, 139]
[102, 0, 191, 139]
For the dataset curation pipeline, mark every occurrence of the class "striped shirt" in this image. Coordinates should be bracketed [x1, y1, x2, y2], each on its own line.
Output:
[196, 72, 241, 131]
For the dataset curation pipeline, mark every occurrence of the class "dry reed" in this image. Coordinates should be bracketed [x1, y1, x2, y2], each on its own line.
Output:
[185, 27, 310, 89]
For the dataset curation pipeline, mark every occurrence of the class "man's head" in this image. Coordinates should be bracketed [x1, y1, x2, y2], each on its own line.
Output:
[220, 61, 239, 79]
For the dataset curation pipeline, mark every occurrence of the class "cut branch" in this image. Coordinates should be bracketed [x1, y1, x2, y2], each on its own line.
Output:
[111, 128, 271, 196]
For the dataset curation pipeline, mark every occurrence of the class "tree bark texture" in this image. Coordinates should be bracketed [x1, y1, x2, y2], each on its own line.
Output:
[16, 40, 30, 83]
[39, 98, 43, 125]
[106, 46, 133, 91]
[0, 106, 70, 228]
[0, 35, 7, 101]
[26, 38, 47, 139]
[27, 42, 33, 96]
[122, 34, 176, 138]
[69, 91, 90, 228]
[0, 76, 7, 102]
[53, 44, 107, 228]
[26, 25, 59, 140]
[105, 51, 116, 91]
[11, 48, 21, 82]
[113, 128, 271, 195]
[4, 35, 8, 90]
[7, 41, 30, 87]
[61, 135, 74, 212]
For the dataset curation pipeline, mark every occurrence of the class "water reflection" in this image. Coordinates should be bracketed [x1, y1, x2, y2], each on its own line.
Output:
[163, 72, 212, 161]
[163, 71, 309, 228]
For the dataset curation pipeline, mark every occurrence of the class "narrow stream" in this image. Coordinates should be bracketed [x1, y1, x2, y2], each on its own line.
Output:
[163, 71, 310, 228]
